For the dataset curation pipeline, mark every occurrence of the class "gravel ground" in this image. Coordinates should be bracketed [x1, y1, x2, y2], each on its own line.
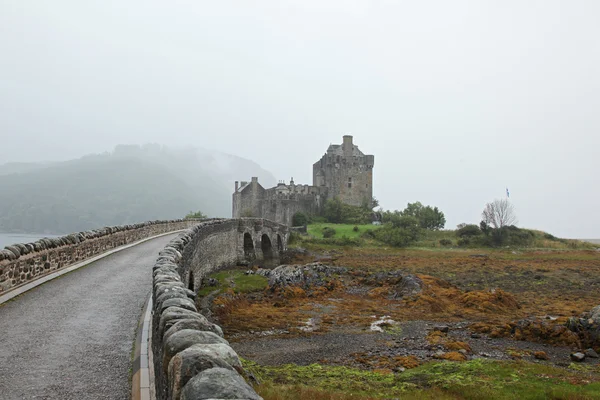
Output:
[232, 320, 600, 368]
[0, 233, 178, 400]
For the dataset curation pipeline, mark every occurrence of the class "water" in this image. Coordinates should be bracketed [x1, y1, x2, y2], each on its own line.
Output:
[0, 233, 60, 249]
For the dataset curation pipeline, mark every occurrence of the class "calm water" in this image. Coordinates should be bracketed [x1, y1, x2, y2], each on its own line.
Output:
[0, 233, 60, 248]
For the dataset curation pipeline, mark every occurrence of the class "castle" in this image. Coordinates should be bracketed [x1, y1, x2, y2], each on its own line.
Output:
[232, 135, 375, 226]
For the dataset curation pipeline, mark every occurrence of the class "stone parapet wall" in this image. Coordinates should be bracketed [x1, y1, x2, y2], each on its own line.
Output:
[0, 219, 202, 294]
[152, 218, 286, 400]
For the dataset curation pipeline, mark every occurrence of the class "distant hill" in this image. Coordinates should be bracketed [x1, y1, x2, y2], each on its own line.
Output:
[0, 144, 276, 234]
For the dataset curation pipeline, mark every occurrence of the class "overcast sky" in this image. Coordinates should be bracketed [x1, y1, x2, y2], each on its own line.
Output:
[1, 1, 598, 238]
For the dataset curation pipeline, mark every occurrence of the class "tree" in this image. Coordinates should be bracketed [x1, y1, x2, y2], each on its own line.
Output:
[185, 210, 207, 219]
[292, 212, 309, 226]
[400, 201, 446, 230]
[481, 199, 517, 229]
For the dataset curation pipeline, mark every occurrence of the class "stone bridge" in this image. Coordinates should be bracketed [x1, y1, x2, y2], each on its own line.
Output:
[0, 218, 288, 400]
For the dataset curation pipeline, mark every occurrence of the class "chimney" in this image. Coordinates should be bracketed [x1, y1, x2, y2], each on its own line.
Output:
[235, 181, 239, 191]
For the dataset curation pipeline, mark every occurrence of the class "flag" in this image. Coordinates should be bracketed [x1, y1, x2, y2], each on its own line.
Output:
[506, 187, 510, 198]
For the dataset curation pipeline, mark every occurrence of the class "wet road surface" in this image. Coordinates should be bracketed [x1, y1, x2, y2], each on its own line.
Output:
[0, 233, 178, 400]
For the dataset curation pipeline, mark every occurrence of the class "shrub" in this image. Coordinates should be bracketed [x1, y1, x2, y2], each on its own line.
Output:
[323, 198, 372, 224]
[439, 239, 453, 246]
[457, 238, 471, 247]
[353, 226, 359, 232]
[360, 229, 377, 239]
[373, 217, 421, 248]
[185, 210, 207, 219]
[456, 224, 481, 238]
[288, 231, 302, 245]
[322, 227, 336, 238]
[292, 212, 310, 226]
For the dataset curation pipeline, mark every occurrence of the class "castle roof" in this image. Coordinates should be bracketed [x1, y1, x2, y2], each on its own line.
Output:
[327, 144, 365, 157]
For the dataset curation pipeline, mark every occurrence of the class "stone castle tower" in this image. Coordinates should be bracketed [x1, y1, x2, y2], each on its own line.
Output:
[233, 135, 374, 225]
[313, 135, 375, 207]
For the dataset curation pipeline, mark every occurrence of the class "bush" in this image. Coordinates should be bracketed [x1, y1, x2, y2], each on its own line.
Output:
[360, 229, 377, 239]
[456, 224, 481, 238]
[288, 231, 302, 245]
[185, 210, 207, 219]
[292, 212, 310, 226]
[323, 198, 372, 224]
[353, 226, 359, 232]
[373, 216, 421, 247]
[457, 238, 471, 247]
[321, 236, 361, 247]
[322, 227, 336, 238]
[439, 239, 453, 246]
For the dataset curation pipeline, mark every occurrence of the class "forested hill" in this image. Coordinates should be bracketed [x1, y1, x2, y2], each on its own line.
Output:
[0, 144, 276, 234]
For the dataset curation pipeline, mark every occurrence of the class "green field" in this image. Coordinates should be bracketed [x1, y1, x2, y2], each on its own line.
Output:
[307, 223, 380, 239]
[197, 270, 268, 296]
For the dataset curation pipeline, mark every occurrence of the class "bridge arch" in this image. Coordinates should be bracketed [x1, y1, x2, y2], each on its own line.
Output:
[261, 234, 273, 260]
[243, 232, 255, 259]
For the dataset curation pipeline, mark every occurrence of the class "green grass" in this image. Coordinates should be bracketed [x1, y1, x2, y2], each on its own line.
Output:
[301, 223, 598, 252]
[197, 269, 268, 296]
[307, 223, 380, 239]
[244, 358, 600, 399]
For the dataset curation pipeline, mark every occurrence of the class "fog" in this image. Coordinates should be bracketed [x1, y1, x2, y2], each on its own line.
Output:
[1, 1, 598, 238]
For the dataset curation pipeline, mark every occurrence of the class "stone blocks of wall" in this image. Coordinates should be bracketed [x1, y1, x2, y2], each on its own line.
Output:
[0, 219, 201, 295]
[151, 219, 265, 400]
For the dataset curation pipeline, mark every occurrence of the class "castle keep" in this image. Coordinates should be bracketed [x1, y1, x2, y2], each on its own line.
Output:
[232, 135, 374, 226]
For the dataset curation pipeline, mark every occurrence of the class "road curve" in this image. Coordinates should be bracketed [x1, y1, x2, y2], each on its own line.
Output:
[0, 233, 179, 400]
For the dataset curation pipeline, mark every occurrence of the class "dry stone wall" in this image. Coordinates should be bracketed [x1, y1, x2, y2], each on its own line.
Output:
[152, 218, 287, 400]
[0, 219, 201, 295]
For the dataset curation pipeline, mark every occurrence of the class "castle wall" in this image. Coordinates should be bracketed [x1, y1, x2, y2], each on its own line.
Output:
[260, 189, 326, 226]
[232, 177, 265, 218]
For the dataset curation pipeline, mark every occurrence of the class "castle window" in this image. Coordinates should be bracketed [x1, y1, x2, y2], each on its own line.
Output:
[348, 177, 352, 188]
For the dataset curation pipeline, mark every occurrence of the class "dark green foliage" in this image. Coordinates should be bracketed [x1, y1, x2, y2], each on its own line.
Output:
[464, 224, 536, 247]
[185, 210, 207, 219]
[373, 215, 421, 247]
[292, 212, 310, 227]
[456, 224, 482, 238]
[322, 198, 371, 224]
[288, 231, 302, 245]
[457, 238, 471, 247]
[320, 236, 361, 247]
[322, 227, 337, 238]
[439, 238, 453, 246]
[382, 202, 446, 230]
[353, 226, 359, 232]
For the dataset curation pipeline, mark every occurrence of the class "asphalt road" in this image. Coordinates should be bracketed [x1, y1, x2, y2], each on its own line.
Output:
[0, 233, 178, 400]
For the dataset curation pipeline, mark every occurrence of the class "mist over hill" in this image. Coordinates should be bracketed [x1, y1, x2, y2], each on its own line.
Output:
[0, 144, 276, 234]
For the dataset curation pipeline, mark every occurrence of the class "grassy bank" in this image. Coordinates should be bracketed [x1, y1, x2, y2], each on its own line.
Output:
[299, 223, 597, 251]
[245, 359, 600, 400]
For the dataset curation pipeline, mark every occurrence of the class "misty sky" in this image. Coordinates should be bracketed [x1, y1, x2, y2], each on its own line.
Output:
[1, 1, 599, 238]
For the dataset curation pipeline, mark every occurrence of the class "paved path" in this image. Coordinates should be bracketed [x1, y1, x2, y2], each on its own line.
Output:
[0, 233, 178, 400]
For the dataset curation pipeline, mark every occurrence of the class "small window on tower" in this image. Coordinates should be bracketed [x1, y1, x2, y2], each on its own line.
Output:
[348, 177, 352, 188]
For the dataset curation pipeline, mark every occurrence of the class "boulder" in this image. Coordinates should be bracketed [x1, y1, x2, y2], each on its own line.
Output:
[164, 319, 224, 342]
[158, 307, 208, 338]
[180, 368, 261, 400]
[584, 348, 599, 358]
[570, 352, 586, 362]
[160, 298, 198, 313]
[163, 329, 228, 373]
[433, 325, 449, 333]
[168, 347, 234, 400]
